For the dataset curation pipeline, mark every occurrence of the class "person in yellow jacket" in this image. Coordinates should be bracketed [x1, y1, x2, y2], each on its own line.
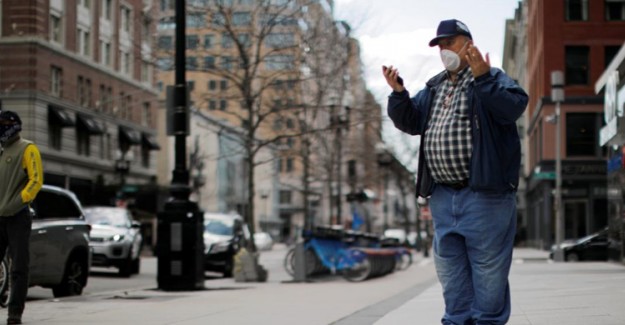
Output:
[0, 110, 43, 325]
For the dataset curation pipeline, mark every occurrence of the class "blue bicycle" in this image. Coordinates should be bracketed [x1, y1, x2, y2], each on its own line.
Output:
[283, 227, 397, 282]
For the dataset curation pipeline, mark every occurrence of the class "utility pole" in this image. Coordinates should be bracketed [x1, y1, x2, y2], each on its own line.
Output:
[551, 70, 565, 262]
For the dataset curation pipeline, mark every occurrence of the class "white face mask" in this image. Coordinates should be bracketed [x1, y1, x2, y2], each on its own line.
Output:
[440, 41, 469, 72]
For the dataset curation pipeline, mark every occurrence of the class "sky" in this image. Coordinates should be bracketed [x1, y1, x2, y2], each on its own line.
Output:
[333, 0, 522, 170]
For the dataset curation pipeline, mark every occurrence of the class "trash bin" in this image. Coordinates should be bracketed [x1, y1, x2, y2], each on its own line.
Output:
[157, 201, 204, 290]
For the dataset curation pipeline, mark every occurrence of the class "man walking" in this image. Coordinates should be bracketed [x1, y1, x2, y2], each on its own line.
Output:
[0, 110, 43, 324]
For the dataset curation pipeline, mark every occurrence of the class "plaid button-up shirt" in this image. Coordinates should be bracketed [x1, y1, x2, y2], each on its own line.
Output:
[423, 67, 474, 184]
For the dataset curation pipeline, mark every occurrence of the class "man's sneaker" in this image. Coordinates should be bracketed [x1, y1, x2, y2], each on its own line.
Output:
[7, 316, 22, 324]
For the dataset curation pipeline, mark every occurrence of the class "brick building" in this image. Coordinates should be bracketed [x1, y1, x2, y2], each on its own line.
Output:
[0, 0, 160, 206]
[521, 0, 625, 249]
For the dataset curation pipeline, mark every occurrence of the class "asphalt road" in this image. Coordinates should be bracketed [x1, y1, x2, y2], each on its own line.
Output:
[26, 243, 290, 302]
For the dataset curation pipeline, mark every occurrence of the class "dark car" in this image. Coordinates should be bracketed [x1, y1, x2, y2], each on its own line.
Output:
[0, 185, 91, 305]
[550, 227, 609, 262]
[203, 212, 250, 277]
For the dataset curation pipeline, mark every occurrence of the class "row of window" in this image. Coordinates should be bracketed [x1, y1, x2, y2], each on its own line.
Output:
[49, 119, 154, 168]
[533, 113, 606, 164]
[157, 12, 298, 31]
[566, 0, 625, 21]
[157, 33, 295, 51]
[564, 45, 621, 85]
[156, 55, 295, 71]
[50, 67, 153, 126]
[49, 3, 148, 78]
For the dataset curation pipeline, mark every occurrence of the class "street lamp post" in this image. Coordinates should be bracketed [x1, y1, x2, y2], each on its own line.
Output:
[376, 143, 393, 232]
[330, 106, 350, 226]
[551, 70, 565, 262]
[157, 0, 204, 290]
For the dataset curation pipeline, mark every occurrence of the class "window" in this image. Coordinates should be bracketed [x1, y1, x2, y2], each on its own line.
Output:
[141, 61, 150, 82]
[32, 190, 81, 219]
[120, 50, 131, 75]
[221, 34, 234, 48]
[565, 46, 589, 85]
[101, 41, 111, 66]
[142, 102, 152, 126]
[121, 6, 131, 33]
[79, 0, 91, 9]
[265, 33, 295, 48]
[102, 0, 112, 20]
[208, 100, 216, 110]
[157, 58, 173, 70]
[566, 113, 603, 156]
[158, 16, 176, 30]
[220, 80, 228, 90]
[186, 57, 199, 70]
[221, 56, 237, 70]
[286, 118, 294, 129]
[49, 123, 62, 150]
[565, 0, 589, 21]
[605, 45, 621, 68]
[264, 55, 295, 70]
[220, 100, 227, 111]
[50, 66, 62, 97]
[77, 28, 91, 57]
[187, 13, 206, 28]
[77, 77, 92, 107]
[204, 56, 215, 69]
[208, 80, 216, 90]
[279, 190, 292, 204]
[232, 12, 251, 26]
[286, 158, 293, 172]
[187, 35, 200, 49]
[158, 36, 173, 50]
[50, 14, 63, 43]
[77, 127, 91, 156]
[204, 35, 214, 49]
[605, 0, 625, 20]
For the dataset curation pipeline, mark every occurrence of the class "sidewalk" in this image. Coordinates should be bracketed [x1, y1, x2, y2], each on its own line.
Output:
[373, 248, 625, 325]
[2, 248, 625, 324]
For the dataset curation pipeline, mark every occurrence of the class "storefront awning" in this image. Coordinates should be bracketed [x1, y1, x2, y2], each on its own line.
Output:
[48, 105, 75, 127]
[142, 132, 160, 150]
[77, 114, 105, 135]
[118, 126, 141, 145]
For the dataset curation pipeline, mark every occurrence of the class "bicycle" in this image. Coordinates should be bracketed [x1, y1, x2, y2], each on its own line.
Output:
[283, 227, 396, 282]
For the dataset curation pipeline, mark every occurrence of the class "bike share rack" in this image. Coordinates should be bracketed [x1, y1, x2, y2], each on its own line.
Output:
[285, 226, 411, 282]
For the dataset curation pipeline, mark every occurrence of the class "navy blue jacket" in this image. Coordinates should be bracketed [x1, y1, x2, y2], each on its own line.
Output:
[387, 67, 528, 197]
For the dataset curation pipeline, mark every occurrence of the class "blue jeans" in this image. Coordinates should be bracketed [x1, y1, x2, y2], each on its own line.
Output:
[429, 185, 516, 325]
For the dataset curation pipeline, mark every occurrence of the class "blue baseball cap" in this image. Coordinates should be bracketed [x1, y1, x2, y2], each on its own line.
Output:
[429, 19, 472, 47]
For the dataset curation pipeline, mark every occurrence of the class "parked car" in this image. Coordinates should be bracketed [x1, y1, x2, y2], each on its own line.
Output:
[83, 206, 143, 277]
[0, 185, 91, 305]
[549, 227, 609, 262]
[203, 212, 250, 277]
[384, 228, 408, 245]
[253, 232, 274, 251]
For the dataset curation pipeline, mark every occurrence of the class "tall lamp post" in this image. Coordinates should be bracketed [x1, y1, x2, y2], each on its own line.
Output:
[330, 105, 350, 225]
[376, 143, 392, 232]
[550, 70, 565, 262]
[157, 0, 204, 290]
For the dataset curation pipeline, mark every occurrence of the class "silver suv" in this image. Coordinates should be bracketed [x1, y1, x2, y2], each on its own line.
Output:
[0, 185, 92, 304]
[83, 206, 143, 277]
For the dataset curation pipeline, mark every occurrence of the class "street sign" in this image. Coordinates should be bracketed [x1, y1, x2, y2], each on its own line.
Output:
[534, 171, 556, 180]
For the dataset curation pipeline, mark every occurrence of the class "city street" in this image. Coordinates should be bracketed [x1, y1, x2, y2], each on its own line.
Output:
[26, 243, 435, 302]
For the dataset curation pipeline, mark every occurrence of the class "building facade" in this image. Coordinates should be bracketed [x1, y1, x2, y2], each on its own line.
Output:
[522, 0, 625, 249]
[0, 0, 160, 206]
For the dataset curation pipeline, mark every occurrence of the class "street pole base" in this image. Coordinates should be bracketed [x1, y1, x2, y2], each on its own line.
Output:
[553, 248, 565, 262]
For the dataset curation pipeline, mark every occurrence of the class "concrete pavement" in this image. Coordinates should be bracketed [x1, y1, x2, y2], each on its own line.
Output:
[1, 247, 624, 324]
